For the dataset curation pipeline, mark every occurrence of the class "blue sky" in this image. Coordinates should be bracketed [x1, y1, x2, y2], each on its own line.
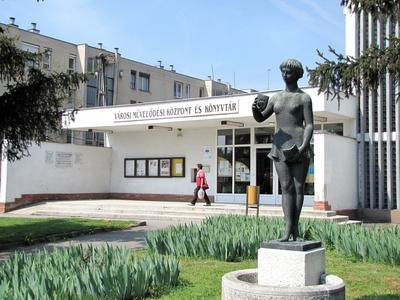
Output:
[0, 0, 345, 91]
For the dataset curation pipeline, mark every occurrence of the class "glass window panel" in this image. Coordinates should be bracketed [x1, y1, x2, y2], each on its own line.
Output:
[106, 90, 113, 106]
[130, 70, 136, 89]
[255, 127, 274, 144]
[174, 81, 183, 98]
[68, 56, 76, 72]
[139, 72, 150, 91]
[234, 147, 250, 193]
[217, 147, 233, 193]
[235, 128, 250, 145]
[217, 129, 233, 146]
[185, 84, 190, 98]
[314, 124, 322, 131]
[324, 123, 343, 136]
[86, 86, 97, 107]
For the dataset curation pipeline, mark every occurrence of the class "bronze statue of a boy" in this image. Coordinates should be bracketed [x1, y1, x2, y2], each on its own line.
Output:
[252, 59, 314, 242]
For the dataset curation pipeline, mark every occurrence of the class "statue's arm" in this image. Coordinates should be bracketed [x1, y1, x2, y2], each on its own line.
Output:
[252, 95, 274, 123]
[299, 95, 314, 153]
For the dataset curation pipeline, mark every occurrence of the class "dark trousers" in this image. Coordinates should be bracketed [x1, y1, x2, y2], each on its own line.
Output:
[191, 187, 210, 205]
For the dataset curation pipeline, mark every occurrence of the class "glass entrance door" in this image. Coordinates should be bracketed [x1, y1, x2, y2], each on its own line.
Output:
[256, 148, 278, 204]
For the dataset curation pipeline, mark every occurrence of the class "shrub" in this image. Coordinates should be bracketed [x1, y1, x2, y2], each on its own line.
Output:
[0, 245, 180, 300]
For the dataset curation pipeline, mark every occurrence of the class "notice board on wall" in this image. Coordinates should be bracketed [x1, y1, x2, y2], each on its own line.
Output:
[124, 157, 185, 178]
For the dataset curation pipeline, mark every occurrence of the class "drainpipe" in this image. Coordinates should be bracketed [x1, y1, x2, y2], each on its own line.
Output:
[113, 48, 120, 106]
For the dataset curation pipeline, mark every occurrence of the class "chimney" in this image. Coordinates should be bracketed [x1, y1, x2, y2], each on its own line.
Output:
[207, 76, 212, 80]
[98, 42, 103, 49]
[29, 22, 40, 33]
[169, 64, 176, 72]
[217, 78, 221, 83]
[9, 17, 18, 27]
[157, 60, 164, 69]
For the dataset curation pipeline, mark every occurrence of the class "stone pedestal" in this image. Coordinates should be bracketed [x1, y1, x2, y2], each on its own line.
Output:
[258, 240, 324, 287]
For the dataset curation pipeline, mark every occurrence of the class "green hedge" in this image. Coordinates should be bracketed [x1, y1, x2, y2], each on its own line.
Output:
[146, 215, 400, 264]
[0, 245, 180, 300]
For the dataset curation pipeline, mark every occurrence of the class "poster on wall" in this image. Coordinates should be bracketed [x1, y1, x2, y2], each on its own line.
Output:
[136, 159, 147, 176]
[203, 146, 212, 161]
[125, 159, 135, 177]
[218, 158, 232, 176]
[55, 151, 73, 168]
[171, 158, 184, 177]
[160, 159, 171, 176]
[148, 159, 159, 176]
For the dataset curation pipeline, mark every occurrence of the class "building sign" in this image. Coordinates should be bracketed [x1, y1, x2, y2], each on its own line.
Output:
[113, 98, 239, 123]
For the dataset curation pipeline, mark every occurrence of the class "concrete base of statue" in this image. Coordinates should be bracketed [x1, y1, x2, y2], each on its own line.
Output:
[221, 240, 345, 300]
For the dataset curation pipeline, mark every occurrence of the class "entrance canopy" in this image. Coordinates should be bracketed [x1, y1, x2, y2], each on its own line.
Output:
[63, 88, 356, 133]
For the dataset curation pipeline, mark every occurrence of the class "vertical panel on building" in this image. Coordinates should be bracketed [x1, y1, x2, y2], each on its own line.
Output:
[386, 17, 394, 209]
[396, 23, 400, 209]
[358, 11, 367, 208]
[368, 13, 376, 208]
[376, 16, 384, 208]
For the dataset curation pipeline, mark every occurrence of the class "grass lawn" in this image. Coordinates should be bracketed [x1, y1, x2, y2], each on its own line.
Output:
[0, 217, 136, 246]
[146, 249, 400, 300]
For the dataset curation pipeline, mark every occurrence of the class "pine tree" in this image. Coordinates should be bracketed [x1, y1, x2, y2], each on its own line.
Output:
[308, 0, 400, 103]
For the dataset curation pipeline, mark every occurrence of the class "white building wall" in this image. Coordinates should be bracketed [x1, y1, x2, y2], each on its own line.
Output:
[1, 143, 112, 203]
[108, 128, 215, 196]
[314, 133, 358, 210]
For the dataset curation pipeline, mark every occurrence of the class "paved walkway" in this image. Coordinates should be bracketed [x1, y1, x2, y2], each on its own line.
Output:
[0, 218, 196, 261]
[0, 199, 351, 261]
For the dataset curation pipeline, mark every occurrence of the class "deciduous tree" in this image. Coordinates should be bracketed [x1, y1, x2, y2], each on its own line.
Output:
[0, 27, 85, 161]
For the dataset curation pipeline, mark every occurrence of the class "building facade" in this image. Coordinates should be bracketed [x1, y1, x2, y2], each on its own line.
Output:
[2, 13, 399, 221]
[0, 19, 243, 145]
[345, 9, 400, 211]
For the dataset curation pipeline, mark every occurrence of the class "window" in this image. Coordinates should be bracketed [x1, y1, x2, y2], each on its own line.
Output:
[185, 84, 191, 98]
[199, 87, 205, 97]
[213, 89, 224, 96]
[217, 129, 233, 145]
[42, 48, 52, 71]
[174, 81, 183, 98]
[255, 127, 274, 144]
[106, 77, 114, 106]
[87, 57, 96, 73]
[235, 128, 250, 145]
[217, 147, 233, 193]
[130, 70, 137, 90]
[85, 131, 104, 146]
[21, 42, 39, 68]
[86, 86, 96, 107]
[323, 123, 343, 136]
[86, 57, 97, 107]
[68, 55, 76, 73]
[139, 72, 150, 92]
[234, 147, 251, 193]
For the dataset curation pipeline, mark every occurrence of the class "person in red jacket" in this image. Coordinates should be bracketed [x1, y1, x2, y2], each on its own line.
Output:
[189, 163, 211, 206]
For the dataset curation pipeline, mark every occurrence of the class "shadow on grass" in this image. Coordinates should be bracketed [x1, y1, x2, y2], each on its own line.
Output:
[148, 279, 191, 299]
[356, 295, 400, 300]
[0, 218, 135, 247]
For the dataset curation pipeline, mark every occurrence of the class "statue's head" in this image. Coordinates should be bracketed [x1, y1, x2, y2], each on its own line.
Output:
[279, 59, 304, 80]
